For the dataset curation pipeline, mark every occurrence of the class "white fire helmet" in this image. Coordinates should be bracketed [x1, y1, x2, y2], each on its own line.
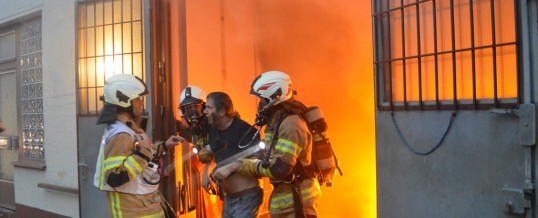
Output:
[179, 86, 206, 119]
[179, 86, 206, 106]
[103, 74, 148, 108]
[250, 71, 293, 106]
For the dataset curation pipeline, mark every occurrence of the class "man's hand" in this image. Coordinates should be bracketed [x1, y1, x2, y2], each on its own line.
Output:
[211, 161, 242, 180]
[164, 135, 184, 149]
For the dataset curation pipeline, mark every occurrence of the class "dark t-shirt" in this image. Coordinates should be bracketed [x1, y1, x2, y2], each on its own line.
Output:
[209, 117, 261, 164]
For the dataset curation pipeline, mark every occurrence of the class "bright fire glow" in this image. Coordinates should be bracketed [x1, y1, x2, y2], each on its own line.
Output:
[170, 1, 376, 217]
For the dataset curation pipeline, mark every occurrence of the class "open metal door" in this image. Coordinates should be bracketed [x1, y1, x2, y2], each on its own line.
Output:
[151, 0, 204, 216]
[77, 0, 153, 217]
[77, 117, 109, 218]
[151, 0, 181, 215]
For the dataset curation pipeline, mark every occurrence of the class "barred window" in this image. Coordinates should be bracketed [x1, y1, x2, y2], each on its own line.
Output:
[77, 0, 146, 115]
[373, 0, 518, 110]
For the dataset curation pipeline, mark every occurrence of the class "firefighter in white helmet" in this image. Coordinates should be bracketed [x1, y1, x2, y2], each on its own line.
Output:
[176, 85, 217, 195]
[213, 71, 321, 218]
[94, 74, 182, 218]
[177, 85, 209, 155]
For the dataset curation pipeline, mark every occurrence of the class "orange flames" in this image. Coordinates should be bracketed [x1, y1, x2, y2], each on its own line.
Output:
[170, 0, 376, 217]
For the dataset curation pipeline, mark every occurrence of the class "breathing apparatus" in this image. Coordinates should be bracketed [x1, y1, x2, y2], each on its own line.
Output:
[179, 86, 208, 147]
[235, 94, 281, 151]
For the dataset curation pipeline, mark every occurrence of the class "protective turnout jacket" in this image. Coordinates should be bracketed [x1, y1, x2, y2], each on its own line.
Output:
[94, 114, 167, 218]
[237, 108, 321, 215]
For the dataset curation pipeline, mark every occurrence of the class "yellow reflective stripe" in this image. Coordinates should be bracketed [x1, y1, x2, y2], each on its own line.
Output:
[124, 164, 137, 177]
[108, 192, 123, 218]
[313, 134, 324, 142]
[104, 156, 128, 172]
[260, 166, 274, 179]
[313, 132, 329, 142]
[124, 156, 142, 177]
[275, 138, 300, 156]
[275, 144, 295, 156]
[96, 149, 105, 188]
[127, 156, 143, 172]
[104, 163, 123, 171]
[269, 183, 321, 209]
[264, 133, 273, 143]
[139, 210, 164, 218]
[105, 156, 128, 163]
[196, 138, 204, 147]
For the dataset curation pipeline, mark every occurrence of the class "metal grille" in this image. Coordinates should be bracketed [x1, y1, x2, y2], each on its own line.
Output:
[20, 19, 45, 160]
[77, 0, 145, 115]
[373, 0, 519, 110]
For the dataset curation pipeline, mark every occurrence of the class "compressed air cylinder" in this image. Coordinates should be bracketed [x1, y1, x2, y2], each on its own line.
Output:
[304, 107, 337, 187]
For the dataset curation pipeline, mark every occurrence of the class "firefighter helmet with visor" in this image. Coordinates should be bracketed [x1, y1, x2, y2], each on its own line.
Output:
[103, 74, 148, 108]
[179, 86, 206, 120]
[250, 71, 293, 107]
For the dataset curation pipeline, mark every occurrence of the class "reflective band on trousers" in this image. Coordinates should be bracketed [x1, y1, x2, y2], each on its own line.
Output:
[269, 182, 321, 209]
[109, 192, 123, 218]
[108, 192, 165, 218]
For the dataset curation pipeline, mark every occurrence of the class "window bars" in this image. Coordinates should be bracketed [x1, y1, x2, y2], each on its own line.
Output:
[373, 0, 519, 110]
[77, 0, 145, 115]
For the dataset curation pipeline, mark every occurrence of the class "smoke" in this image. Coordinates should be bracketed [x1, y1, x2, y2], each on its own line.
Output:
[182, 0, 376, 216]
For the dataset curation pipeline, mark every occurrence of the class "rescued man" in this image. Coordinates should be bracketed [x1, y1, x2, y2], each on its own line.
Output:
[200, 91, 264, 218]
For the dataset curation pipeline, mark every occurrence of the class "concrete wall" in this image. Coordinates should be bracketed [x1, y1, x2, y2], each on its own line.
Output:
[0, 0, 79, 217]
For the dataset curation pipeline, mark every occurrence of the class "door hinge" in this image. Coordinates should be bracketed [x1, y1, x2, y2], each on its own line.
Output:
[519, 104, 535, 146]
[490, 103, 535, 146]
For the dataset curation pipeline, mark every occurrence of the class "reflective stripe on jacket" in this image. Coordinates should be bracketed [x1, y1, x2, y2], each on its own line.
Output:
[94, 120, 159, 194]
[238, 110, 321, 215]
[94, 114, 166, 218]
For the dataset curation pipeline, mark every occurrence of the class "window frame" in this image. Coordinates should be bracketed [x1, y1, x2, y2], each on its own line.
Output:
[0, 17, 46, 169]
[76, 0, 148, 116]
[372, 0, 520, 111]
